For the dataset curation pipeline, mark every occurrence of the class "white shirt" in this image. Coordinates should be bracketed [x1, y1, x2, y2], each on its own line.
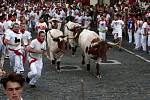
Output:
[22, 31, 32, 46]
[135, 20, 143, 30]
[83, 16, 92, 28]
[54, 13, 63, 22]
[111, 19, 124, 33]
[60, 10, 66, 19]
[5, 30, 22, 50]
[7, 98, 23, 100]
[0, 22, 4, 33]
[75, 15, 83, 24]
[71, 9, 75, 17]
[98, 20, 107, 32]
[35, 22, 47, 33]
[29, 39, 46, 59]
[141, 22, 150, 34]
[3, 20, 12, 31]
[0, 22, 4, 45]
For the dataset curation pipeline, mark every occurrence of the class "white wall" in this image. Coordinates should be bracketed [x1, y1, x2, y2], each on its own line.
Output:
[90, 0, 98, 6]
[103, 0, 110, 5]
[90, 0, 110, 6]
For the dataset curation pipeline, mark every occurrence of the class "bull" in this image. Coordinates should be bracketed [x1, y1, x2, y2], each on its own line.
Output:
[78, 29, 114, 78]
[47, 29, 67, 72]
[64, 21, 81, 56]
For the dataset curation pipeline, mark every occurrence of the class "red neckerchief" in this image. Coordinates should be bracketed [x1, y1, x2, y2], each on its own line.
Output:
[29, 58, 37, 66]
[37, 37, 44, 44]
[6, 19, 10, 21]
[20, 29, 25, 33]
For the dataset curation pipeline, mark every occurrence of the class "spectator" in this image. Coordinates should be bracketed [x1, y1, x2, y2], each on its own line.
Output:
[1, 72, 25, 100]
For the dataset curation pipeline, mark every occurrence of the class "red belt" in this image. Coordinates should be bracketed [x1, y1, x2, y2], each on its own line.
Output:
[9, 48, 26, 63]
[29, 57, 37, 67]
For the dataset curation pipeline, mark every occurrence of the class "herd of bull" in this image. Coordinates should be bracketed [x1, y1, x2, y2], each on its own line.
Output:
[47, 20, 118, 78]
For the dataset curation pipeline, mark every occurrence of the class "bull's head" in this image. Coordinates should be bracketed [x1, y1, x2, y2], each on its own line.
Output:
[51, 21, 58, 29]
[66, 22, 83, 39]
[72, 26, 83, 39]
[53, 36, 68, 53]
[88, 41, 112, 62]
[49, 18, 60, 29]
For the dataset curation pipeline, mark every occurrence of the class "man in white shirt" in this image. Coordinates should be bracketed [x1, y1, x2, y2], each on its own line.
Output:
[134, 16, 143, 50]
[26, 31, 50, 88]
[35, 17, 48, 33]
[54, 9, 63, 30]
[83, 13, 92, 30]
[98, 16, 108, 41]
[4, 23, 25, 74]
[20, 23, 32, 61]
[141, 17, 150, 52]
[3, 14, 13, 31]
[75, 12, 83, 25]
[111, 14, 124, 50]
[20, 24, 32, 47]
[0, 16, 5, 69]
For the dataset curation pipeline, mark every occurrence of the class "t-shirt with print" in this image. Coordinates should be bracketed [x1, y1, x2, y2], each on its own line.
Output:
[5, 30, 22, 50]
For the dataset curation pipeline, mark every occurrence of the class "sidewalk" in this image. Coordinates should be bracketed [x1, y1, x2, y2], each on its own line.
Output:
[107, 34, 150, 61]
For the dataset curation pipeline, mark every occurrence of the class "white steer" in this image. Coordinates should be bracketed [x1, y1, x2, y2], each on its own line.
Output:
[64, 21, 81, 56]
[47, 29, 67, 71]
[78, 29, 112, 78]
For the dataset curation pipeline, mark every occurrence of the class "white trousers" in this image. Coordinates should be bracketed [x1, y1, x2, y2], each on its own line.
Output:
[0, 44, 6, 68]
[128, 29, 133, 43]
[134, 29, 141, 49]
[0, 35, 5, 68]
[9, 50, 24, 74]
[28, 58, 43, 85]
[99, 32, 106, 41]
[141, 35, 147, 51]
[148, 34, 150, 47]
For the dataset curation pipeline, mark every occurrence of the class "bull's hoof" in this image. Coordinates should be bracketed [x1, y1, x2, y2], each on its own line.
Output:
[87, 64, 90, 71]
[52, 60, 56, 64]
[119, 48, 122, 51]
[82, 61, 85, 65]
[56, 69, 61, 73]
[96, 75, 102, 79]
[72, 54, 75, 57]
[55, 65, 61, 72]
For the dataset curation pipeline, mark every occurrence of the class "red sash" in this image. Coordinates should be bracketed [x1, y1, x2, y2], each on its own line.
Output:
[29, 58, 37, 66]
[9, 48, 26, 63]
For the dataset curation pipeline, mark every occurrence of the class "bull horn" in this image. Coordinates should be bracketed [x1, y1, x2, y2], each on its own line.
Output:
[107, 42, 119, 46]
[91, 41, 100, 47]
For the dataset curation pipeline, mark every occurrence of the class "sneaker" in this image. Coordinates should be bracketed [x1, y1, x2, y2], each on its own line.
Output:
[29, 85, 36, 88]
[26, 76, 30, 84]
